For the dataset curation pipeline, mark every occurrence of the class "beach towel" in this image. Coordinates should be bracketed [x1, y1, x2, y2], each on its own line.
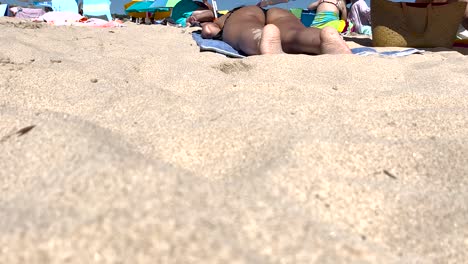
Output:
[192, 32, 425, 58]
[192, 31, 246, 58]
[11, 7, 46, 19]
[73, 18, 125, 27]
[36, 11, 84, 24]
[36, 12, 124, 27]
[350, 47, 425, 57]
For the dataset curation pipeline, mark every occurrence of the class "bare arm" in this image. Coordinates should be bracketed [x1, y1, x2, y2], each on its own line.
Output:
[339, 0, 347, 20]
[190, 10, 215, 23]
[202, 0, 214, 12]
[200, 11, 228, 38]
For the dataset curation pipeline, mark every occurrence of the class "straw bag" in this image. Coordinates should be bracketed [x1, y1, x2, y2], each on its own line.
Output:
[371, 0, 467, 48]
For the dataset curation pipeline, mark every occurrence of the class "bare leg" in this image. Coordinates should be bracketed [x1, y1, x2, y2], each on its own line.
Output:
[265, 8, 322, 54]
[222, 6, 266, 55]
[266, 8, 351, 54]
[319, 27, 353, 54]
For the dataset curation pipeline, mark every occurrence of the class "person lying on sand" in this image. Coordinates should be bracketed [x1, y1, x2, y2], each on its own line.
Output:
[348, 0, 372, 35]
[200, 5, 352, 55]
[171, 0, 215, 27]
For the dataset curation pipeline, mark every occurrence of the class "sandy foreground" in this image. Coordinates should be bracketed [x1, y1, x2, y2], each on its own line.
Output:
[1, 17, 468, 263]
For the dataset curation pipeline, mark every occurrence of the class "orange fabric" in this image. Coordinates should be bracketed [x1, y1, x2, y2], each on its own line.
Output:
[125, 0, 145, 18]
[154, 9, 171, 19]
[125, 0, 172, 19]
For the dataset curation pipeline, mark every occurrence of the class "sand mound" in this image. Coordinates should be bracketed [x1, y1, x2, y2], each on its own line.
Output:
[1, 17, 468, 263]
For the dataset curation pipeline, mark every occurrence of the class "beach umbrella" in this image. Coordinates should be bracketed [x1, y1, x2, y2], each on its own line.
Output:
[39, 11, 84, 22]
[149, 0, 181, 8]
[125, 1, 158, 13]
[125, 0, 149, 18]
[124, 0, 142, 11]
[211, 0, 218, 18]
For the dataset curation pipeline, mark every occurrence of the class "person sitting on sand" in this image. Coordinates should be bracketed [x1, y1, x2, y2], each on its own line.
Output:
[200, 5, 351, 55]
[171, 0, 215, 27]
[307, 0, 353, 34]
[348, 0, 371, 35]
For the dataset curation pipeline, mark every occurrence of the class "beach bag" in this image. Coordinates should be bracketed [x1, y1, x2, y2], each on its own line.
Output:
[371, 0, 467, 48]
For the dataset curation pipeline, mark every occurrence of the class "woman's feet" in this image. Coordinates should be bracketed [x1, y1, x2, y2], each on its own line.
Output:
[259, 24, 284, 54]
[319, 26, 352, 54]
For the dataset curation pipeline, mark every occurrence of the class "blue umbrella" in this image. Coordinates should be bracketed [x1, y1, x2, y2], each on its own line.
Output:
[126, 1, 155, 13]
[126, 1, 158, 13]
[149, 0, 181, 8]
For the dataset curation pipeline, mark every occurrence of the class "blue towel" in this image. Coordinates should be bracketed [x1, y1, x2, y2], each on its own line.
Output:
[192, 32, 425, 58]
[351, 47, 425, 57]
[192, 31, 245, 58]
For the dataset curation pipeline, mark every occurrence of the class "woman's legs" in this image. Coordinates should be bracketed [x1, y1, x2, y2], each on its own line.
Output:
[222, 6, 267, 55]
[221, 6, 351, 55]
[265, 8, 351, 54]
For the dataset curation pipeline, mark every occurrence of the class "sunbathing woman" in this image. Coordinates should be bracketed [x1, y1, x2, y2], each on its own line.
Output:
[308, 0, 352, 33]
[200, 6, 351, 55]
[171, 0, 215, 27]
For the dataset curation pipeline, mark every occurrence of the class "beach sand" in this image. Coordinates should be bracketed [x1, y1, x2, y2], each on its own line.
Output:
[1, 17, 468, 263]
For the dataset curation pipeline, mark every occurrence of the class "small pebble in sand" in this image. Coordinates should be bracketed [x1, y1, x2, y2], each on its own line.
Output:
[90, 78, 98, 83]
